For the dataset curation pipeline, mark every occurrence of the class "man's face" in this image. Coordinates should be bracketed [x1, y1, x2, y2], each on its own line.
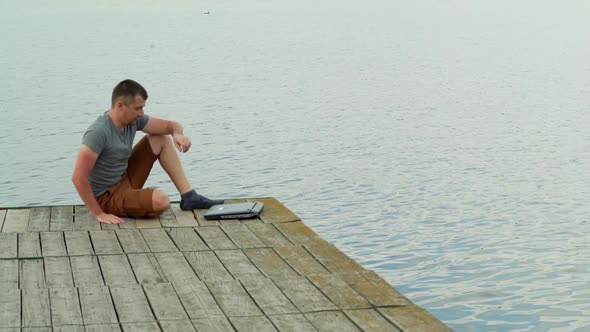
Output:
[122, 95, 145, 125]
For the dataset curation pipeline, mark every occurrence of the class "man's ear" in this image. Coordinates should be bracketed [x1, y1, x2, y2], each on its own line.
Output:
[115, 100, 125, 110]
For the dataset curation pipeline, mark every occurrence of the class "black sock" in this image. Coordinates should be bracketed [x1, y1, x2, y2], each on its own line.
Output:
[181, 189, 198, 200]
[180, 189, 224, 210]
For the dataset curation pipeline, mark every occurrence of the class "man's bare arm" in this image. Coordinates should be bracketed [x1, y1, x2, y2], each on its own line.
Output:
[142, 117, 191, 152]
[72, 145, 123, 224]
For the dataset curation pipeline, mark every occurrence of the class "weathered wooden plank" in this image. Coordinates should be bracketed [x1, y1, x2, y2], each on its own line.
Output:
[90, 230, 123, 254]
[155, 252, 199, 283]
[193, 208, 219, 226]
[44, 257, 74, 288]
[143, 283, 189, 321]
[115, 229, 150, 253]
[0, 260, 18, 289]
[78, 286, 118, 325]
[49, 287, 83, 326]
[50, 206, 74, 231]
[274, 221, 320, 245]
[101, 222, 119, 230]
[158, 205, 176, 225]
[378, 306, 452, 332]
[0, 233, 17, 258]
[84, 325, 122, 332]
[215, 249, 264, 280]
[195, 226, 236, 249]
[247, 223, 291, 247]
[53, 326, 86, 332]
[0, 288, 20, 328]
[219, 219, 241, 226]
[268, 314, 318, 332]
[120, 322, 160, 332]
[0, 209, 6, 232]
[110, 284, 155, 323]
[244, 248, 299, 279]
[274, 245, 330, 276]
[22, 288, 51, 327]
[307, 274, 370, 309]
[363, 270, 409, 294]
[160, 320, 196, 332]
[2, 208, 30, 233]
[257, 197, 300, 223]
[167, 228, 208, 251]
[118, 217, 137, 229]
[20, 259, 45, 288]
[305, 311, 361, 332]
[70, 256, 104, 286]
[27, 207, 50, 232]
[344, 309, 402, 332]
[229, 316, 278, 332]
[205, 280, 263, 317]
[169, 204, 199, 227]
[191, 316, 235, 332]
[18, 232, 41, 258]
[240, 277, 299, 315]
[74, 205, 100, 230]
[127, 253, 168, 284]
[221, 224, 265, 248]
[305, 242, 364, 273]
[172, 279, 224, 319]
[98, 255, 137, 286]
[40, 231, 67, 256]
[336, 272, 410, 307]
[141, 228, 178, 252]
[273, 278, 337, 312]
[64, 231, 94, 256]
[220, 217, 262, 226]
[184, 251, 234, 282]
[135, 217, 161, 229]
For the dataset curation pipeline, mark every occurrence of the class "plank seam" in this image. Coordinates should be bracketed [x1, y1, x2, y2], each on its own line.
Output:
[0, 209, 6, 232]
[300, 245, 332, 274]
[106, 287, 123, 326]
[164, 228, 188, 253]
[91, 255, 108, 287]
[168, 281, 203, 323]
[188, 228, 211, 251]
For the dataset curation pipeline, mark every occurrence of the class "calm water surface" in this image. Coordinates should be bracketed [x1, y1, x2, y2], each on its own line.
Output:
[2, 1, 590, 330]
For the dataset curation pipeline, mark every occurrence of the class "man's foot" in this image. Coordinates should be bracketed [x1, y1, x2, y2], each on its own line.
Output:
[180, 190, 224, 210]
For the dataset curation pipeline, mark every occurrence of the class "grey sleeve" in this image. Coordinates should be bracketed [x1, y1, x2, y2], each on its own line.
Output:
[82, 128, 107, 154]
[137, 114, 150, 131]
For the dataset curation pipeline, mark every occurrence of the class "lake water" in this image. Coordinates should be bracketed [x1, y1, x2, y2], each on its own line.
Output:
[2, 1, 590, 330]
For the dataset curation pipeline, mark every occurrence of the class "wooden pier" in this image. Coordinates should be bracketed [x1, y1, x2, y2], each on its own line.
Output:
[0, 197, 451, 331]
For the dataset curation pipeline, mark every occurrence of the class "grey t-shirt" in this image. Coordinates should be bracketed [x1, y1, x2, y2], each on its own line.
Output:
[82, 112, 150, 196]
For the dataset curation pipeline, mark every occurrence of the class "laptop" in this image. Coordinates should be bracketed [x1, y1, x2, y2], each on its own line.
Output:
[204, 201, 264, 220]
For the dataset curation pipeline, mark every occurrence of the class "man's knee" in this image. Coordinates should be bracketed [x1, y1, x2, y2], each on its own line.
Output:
[147, 135, 172, 155]
[152, 190, 170, 212]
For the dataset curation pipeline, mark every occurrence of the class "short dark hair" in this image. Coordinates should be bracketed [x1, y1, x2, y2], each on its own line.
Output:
[111, 79, 148, 106]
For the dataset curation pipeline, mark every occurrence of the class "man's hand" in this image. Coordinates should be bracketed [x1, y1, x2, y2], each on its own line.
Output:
[173, 133, 192, 153]
[96, 213, 124, 224]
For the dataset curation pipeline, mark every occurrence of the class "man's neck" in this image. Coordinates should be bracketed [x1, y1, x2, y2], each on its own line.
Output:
[107, 109, 125, 129]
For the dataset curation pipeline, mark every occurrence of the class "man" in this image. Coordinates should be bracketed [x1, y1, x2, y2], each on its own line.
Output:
[72, 79, 223, 224]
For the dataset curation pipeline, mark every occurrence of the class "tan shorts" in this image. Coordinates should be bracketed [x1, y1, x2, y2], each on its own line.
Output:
[96, 136, 160, 217]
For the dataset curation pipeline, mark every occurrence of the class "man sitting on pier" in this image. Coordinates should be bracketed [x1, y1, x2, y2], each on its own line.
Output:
[72, 79, 223, 224]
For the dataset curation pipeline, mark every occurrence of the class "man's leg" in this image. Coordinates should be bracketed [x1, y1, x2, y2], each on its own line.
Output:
[146, 135, 191, 194]
[147, 135, 223, 210]
[112, 137, 170, 217]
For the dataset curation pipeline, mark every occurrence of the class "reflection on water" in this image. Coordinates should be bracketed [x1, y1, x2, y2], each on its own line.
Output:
[2, 0, 590, 330]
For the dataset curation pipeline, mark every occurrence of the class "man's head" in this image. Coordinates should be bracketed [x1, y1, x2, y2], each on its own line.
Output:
[111, 79, 148, 125]
[111, 79, 148, 107]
